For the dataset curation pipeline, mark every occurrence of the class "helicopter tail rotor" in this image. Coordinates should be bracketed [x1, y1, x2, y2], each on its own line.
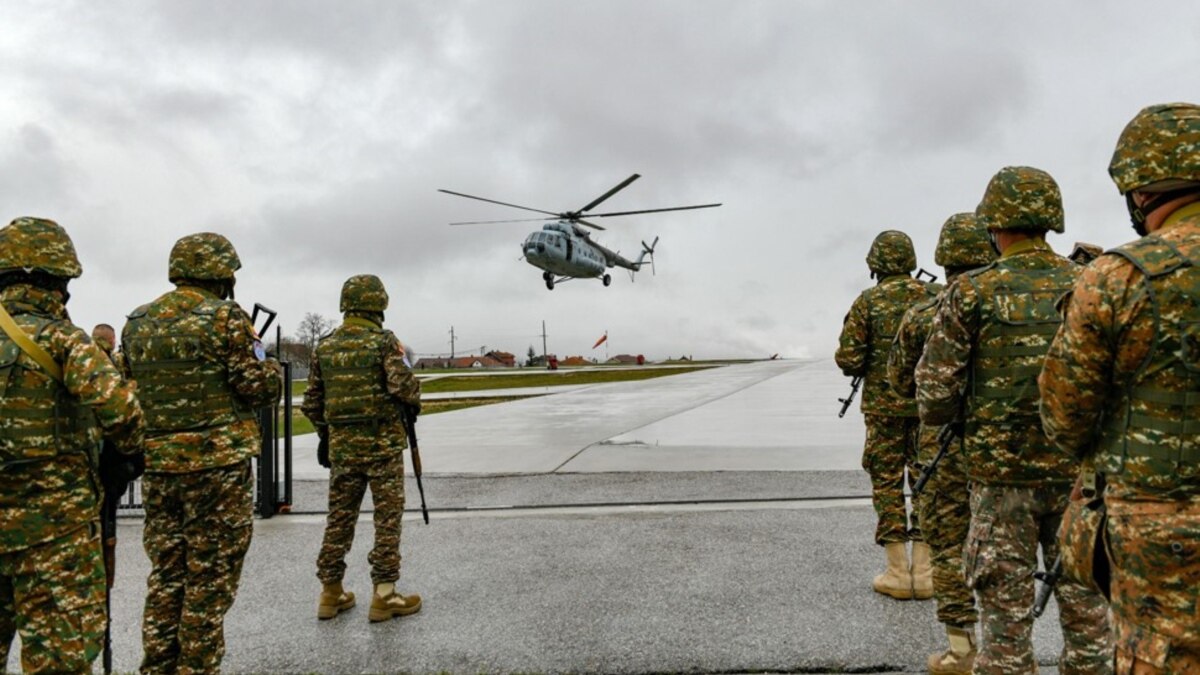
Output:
[639, 236, 659, 276]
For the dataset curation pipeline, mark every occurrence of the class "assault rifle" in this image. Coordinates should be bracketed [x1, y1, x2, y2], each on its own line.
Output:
[916, 268, 939, 283]
[400, 405, 429, 524]
[99, 442, 144, 674]
[250, 303, 277, 337]
[837, 376, 863, 418]
[912, 424, 956, 497]
[1031, 555, 1062, 619]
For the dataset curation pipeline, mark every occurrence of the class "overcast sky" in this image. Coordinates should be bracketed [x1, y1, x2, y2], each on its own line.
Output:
[1, 1, 1196, 361]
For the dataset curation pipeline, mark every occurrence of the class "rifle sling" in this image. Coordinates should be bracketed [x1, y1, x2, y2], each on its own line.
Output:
[0, 302, 63, 383]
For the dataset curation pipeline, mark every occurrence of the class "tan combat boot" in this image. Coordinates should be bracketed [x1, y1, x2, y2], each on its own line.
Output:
[317, 582, 356, 620]
[927, 624, 976, 674]
[911, 541, 934, 600]
[368, 582, 422, 622]
[872, 542, 914, 600]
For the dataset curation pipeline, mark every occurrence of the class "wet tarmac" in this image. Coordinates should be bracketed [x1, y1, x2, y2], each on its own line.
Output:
[6, 359, 1075, 674]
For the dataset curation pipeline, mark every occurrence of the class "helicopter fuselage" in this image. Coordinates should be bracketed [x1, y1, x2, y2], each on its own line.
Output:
[522, 222, 609, 279]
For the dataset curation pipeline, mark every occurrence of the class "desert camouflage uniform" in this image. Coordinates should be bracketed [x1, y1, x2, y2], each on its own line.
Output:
[0, 218, 144, 674]
[122, 234, 280, 675]
[1041, 103, 1200, 674]
[837, 231, 937, 545]
[303, 275, 421, 587]
[917, 167, 1111, 675]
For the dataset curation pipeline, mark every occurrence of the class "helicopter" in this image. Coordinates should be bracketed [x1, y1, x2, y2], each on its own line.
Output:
[439, 174, 720, 290]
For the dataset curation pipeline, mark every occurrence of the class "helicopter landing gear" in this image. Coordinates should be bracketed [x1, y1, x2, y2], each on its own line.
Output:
[546, 277, 555, 290]
[542, 271, 552, 281]
[602, 274, 611, 287]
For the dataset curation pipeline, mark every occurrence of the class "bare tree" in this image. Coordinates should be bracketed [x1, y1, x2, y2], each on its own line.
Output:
[295, 313, 335, 356]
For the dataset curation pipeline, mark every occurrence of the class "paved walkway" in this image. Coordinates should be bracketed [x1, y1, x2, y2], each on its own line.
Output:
[6, 359, 1077, 674]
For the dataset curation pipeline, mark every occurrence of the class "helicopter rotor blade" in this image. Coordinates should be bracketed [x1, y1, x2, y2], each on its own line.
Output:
[449, 217, 554, 226]
[438, 189, 560, 218]
[576, 219, 607, 231]
[586, 203, 722, 218]
[578, 174, 641, 214]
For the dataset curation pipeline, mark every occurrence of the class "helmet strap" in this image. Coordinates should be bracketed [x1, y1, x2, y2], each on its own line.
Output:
[1126, 187, 1200, 236]
[987, 230, 1002, 256]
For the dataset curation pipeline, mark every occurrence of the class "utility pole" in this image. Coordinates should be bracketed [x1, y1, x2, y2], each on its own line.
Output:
[449, 326, 456, 359]
[540, 320, 548, 362]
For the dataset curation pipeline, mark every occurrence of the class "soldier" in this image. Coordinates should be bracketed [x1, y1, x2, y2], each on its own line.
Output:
[1041, 102, 1200, 672]
[836, 230, 938, 600]
[121, 233, 281, 674]
[0, 217, 144, 673]
[916, 167, 1111, 674]
[303, 274, 422, 622]
[888, 213, 994, 674]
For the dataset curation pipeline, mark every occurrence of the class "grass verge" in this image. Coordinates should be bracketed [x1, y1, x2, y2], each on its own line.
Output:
[282, 396, 537, 436]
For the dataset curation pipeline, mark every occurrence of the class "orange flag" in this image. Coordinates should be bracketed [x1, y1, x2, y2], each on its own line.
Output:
[592, 333, 607, 349]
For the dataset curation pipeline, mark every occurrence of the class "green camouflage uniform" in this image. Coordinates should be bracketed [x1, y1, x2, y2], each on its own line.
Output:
[1041, 103, 1200, 673]
[916, 167, 1111, 675]
[302, 275, 421, 587]
[121, 233, 280, 675]
[836, 230, 937, 545]
[0, 218, 144, 674]
[887, 212, 994, 631]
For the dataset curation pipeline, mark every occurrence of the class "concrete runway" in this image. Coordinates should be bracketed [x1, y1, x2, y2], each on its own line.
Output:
[6, 359, 1075, 674]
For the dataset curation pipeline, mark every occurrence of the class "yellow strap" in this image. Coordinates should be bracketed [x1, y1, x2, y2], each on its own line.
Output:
[0, 302, 63, 383]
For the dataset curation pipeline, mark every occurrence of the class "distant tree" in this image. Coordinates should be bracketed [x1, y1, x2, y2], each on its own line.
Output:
[526, 344, 536, 367]
[296, 313, 335, 356]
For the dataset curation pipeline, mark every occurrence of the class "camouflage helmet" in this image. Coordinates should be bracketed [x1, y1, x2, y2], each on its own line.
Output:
[340, 274, 389, 313]
[0, 217, 83, 279]
[1109, 103, 1200, 194]
[866, 230, 916, 276]
[168, 233, 241, 282]
[976, 166, 1065, 233]
[934, 213, 996, 269]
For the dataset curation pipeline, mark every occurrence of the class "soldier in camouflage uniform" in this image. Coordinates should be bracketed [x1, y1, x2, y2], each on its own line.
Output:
[121, 233, 281, 674]
[0, 218, 144, 673]
[888, 213, 994, 674]
[1041, 102, 1200, 673]
[916, 167, 1111, 674]
[836, 230, 938, 600]
[303, 274, 422, 622]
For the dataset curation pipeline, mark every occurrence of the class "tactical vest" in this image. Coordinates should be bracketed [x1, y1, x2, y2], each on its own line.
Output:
[123, 299, 255, 433]
[318, 322, 396, 428]
[966, 262, 1075, 424]
[1098, 235, 1200, 487]
[0, 316, 96, 464]
[865, 278, 940, 383]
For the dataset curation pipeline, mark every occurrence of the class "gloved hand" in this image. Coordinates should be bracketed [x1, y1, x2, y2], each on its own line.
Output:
[317, 427, 331, 469]
[99, 440, 145, 497]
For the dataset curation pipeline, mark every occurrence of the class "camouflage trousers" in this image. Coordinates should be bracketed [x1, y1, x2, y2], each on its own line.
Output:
[1106, 495, 1200, 674]
[915, 430, 975, 628]
[141, 462, 254, 675]
[317, 454, 406, 586]
[966, 484, 1112, 675]
[862, 414, 922, 545]
[0, 524, 106, 674]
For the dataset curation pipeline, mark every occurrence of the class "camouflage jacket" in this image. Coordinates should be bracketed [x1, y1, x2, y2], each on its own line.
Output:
[836, 274, 939, 416]
[301, 316, 420, 465]
[887, 291, 943, 398]
[121, 286, 280, 473]
[917, 238, 1079, 485]
[1042, 203, 1200, 501]
[0, 284, 144, 553]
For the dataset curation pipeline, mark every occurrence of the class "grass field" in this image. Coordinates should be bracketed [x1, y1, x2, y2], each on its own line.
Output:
[289, 365, 713, 398]
[283, 396, 536, 436]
